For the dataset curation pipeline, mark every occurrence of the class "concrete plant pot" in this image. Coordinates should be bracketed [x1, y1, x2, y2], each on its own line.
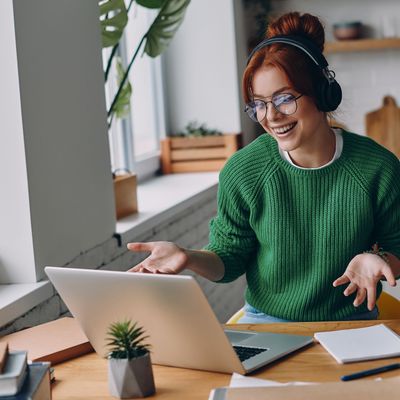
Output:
[108, 353, 155, 398]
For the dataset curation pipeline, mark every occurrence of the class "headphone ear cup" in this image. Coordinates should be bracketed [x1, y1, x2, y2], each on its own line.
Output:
[316, 79, 342, 112]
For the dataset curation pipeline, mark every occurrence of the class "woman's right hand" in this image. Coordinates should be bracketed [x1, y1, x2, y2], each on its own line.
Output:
[126, 241, 189, 274]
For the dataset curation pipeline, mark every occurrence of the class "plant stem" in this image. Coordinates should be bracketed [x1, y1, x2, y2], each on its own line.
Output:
[107, 34, 146, 119]
[104, 0, 135, 82]
[105, 43, 119, 82]
[108, 111, 115, 129]
[127, 0, 135, 13]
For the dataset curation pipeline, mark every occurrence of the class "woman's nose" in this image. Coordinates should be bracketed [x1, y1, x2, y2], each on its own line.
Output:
[265, 103, 281, 122]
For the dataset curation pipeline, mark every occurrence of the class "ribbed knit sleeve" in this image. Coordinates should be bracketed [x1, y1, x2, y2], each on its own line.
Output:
[203, 138, 269, 283]
[345, 134, 400, 260]
[371, 151, 400, 260]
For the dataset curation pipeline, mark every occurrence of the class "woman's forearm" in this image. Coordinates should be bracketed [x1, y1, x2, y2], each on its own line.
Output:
[184, 249, 225, 282]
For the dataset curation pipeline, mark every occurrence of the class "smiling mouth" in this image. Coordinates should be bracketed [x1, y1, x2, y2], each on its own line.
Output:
[270, 122, 297, 136]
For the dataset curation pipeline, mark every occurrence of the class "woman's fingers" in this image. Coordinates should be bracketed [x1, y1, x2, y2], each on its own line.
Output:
[128, 257, 159, 273]
[353, 287, 366, 307]
[343, 282, 358, 297]
[382, 264, 397, 286]
[333, 274, 350, 287]
[127, 262, 145, 272]
[366, 285, 377, 311]
[129, 265, 159, 274]
[127, 242, 155, 252]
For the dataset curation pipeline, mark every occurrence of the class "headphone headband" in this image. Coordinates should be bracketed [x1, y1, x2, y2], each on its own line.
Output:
[246, 34, 328, 69]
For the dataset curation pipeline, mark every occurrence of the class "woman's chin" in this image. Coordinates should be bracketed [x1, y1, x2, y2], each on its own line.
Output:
[278, 144, 294, 153]
[275, 135, 297, 152]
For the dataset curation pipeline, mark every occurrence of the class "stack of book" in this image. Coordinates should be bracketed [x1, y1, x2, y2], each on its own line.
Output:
[0, 342, 51, 399]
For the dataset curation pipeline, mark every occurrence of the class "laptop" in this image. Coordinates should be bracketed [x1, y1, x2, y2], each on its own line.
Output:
[45, 267, 313, 374]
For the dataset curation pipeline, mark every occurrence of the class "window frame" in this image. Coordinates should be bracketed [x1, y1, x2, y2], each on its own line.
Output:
[107, 5, 167, 182]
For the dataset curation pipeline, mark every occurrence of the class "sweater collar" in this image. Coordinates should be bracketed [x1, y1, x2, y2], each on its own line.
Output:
[263, 129, 350, 176]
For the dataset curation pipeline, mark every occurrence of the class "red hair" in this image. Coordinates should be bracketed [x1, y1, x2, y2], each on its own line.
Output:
[242, 12, 326, 105]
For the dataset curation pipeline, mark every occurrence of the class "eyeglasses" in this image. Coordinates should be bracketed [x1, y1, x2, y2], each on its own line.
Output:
[244, 93, 303, 123]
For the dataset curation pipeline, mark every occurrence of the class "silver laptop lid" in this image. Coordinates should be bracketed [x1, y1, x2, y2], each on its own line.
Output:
[45, 267, 245, 374]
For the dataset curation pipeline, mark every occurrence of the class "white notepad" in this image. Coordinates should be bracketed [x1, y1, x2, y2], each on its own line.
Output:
[314, 324, 400, 364]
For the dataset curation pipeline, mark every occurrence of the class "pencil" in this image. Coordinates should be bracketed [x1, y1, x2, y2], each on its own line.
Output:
[341, 363, 400, 381]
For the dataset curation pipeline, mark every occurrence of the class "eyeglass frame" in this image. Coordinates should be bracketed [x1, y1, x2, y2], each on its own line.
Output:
[244, 93, 304, 123]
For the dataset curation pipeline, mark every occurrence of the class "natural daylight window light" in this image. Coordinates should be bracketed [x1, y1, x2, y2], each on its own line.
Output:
[104, 3, 166, 180]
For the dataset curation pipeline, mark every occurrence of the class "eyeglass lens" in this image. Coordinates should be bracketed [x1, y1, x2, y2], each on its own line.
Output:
[245, 93, 299, 122]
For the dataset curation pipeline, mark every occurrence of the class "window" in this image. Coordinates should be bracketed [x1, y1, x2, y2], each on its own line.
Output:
[104, 3, 166, 181]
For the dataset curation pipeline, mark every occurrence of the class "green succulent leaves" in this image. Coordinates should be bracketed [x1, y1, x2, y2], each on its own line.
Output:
[106, 320, 151, 360]
[176, 121, 222, 137]
[99, 0, 129, 48]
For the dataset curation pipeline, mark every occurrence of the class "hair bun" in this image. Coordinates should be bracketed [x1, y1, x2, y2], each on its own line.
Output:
[266, 12, 325, 52]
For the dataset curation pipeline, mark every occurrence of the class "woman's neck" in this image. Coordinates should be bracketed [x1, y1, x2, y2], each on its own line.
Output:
[288, 123, 336, 168]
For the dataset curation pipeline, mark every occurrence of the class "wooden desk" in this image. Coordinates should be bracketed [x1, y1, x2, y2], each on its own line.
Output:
[52, 320, 400, 399]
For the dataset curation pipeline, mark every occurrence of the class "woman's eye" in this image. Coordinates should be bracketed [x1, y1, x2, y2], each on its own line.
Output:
[275, 94, 295, 104]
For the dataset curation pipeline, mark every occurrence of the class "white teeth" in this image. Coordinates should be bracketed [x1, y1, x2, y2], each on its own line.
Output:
[272, 122, 296, 134]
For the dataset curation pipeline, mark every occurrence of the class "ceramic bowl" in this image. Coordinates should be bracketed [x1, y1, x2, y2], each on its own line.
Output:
[333, 21, 363, 40]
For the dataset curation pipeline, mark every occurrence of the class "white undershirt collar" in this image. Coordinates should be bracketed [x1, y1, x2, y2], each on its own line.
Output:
[279, 128, 343, 170]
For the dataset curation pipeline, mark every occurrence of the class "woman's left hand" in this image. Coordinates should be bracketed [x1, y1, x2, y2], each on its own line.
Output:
[333, 253, 397, 310]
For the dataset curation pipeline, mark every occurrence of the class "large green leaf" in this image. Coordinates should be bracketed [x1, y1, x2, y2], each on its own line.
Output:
[99, 0, 128, 48]
[144, 0, 190, 57]
[112, 58, 132, 119]
[136, 0, 165, 9]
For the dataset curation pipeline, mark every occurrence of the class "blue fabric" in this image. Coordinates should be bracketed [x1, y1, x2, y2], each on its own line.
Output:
[237, 302, 379, 324]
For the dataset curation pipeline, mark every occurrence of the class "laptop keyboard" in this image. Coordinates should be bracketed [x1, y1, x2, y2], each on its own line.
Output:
[233, 346, 268, 362]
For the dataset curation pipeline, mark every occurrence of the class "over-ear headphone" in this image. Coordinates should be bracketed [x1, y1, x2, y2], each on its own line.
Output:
[246, 35, 342, 112]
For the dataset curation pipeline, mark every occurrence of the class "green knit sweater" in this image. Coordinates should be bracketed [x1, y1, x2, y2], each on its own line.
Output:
[204, 131, 400, 321]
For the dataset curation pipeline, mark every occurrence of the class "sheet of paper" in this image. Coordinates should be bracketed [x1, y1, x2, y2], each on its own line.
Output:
[229, 373, 315, 388]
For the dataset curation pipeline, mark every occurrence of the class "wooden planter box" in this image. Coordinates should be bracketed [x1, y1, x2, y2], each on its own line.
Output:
[160, 132, 242, 174]
[113, 173, 138, 219]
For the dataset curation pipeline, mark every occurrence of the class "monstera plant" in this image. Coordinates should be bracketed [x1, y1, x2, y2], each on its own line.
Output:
[98, 0, 190, 219]
[99, 0, 191, 128]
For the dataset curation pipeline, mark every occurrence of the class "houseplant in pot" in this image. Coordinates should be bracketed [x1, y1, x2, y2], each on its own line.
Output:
[160, 121, 242, 174]
[107, 320, 155, 398]
[99, 0, 191, 218]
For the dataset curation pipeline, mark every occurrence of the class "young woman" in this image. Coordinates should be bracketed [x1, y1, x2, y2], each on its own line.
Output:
[127, 12, 400, 322]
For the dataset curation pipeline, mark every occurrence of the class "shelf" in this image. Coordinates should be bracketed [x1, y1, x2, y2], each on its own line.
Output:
[325, 37, 400, 54]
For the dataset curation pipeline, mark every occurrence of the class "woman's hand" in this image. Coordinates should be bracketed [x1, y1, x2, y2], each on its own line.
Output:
[333, 253, 397, 310]
[126, 242, 225, 281]
[127, 241, 188, 274]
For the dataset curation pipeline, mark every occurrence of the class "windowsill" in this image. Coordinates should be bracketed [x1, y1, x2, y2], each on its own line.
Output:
[0, 281, 53, 327]
[115, 171, 219, 244]
[0, 172, 219, 328]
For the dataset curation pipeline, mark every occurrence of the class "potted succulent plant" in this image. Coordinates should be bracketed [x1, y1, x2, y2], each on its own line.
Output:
[160, 121, 242, 174]
[106, 320, 155, 399]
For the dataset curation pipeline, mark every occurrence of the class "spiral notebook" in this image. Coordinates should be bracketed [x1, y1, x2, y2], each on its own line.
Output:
[314, 324, 400, 364]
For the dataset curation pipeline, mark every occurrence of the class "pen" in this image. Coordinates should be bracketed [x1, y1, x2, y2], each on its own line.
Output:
[341, 362, 400, 381]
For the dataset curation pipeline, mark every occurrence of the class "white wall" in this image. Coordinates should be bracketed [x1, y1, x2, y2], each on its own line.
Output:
[163, 0, 245, 139]
[0, 1, 36, 282]
[271, 0, 400, 135]
[0, 0, 116, 283]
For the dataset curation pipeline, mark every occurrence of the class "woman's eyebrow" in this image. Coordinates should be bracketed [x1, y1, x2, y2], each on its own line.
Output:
[253, 86, 292, 99]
